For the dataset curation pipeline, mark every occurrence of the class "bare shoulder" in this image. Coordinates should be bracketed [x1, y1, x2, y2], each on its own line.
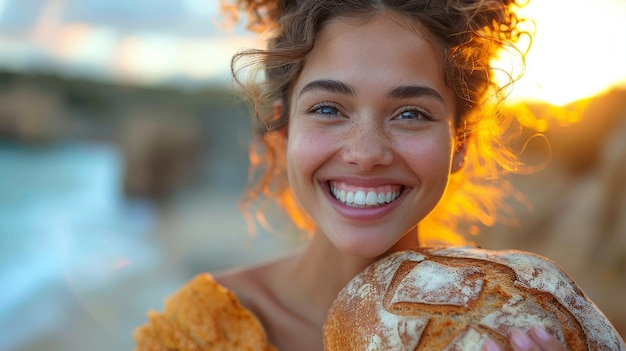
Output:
[212, 251, 325, 351]
[212, 253, 297, 314]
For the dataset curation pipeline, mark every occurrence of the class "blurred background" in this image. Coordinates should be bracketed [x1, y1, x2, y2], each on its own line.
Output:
[0, 0, 624, 350]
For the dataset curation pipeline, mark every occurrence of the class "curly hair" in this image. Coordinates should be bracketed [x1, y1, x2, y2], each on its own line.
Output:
[223, 0, 534, 244]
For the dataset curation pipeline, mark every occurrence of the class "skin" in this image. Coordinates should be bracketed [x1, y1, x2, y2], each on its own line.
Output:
[216, 11, 567, 351]
[285, 13, 460, 259]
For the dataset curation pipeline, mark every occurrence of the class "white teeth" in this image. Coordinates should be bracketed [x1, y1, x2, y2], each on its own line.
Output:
[365, 191, 378, 205]
[354, 190, 366, 205]
[377, 193, 386, 204]
[346, 191, 354, 203]
[385, 192, 392, 203]
[331, 185, 402, 207]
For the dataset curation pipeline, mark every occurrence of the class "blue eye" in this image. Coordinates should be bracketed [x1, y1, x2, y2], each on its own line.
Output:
[307, 103, 343, 117]
[396, 107, 433, 121]
[317, 106, 339, 115]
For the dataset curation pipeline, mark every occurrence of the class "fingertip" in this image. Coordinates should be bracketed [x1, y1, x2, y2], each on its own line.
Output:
[482, 337, 502, 351]
[529, 326, 551, 342]
[528, 326, 567, 350]
[510, 328, 533, 351]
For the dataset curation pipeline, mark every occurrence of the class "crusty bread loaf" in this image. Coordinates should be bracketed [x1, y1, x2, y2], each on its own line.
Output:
[133, 273, 277, 351]
[324, 246, 626, 351]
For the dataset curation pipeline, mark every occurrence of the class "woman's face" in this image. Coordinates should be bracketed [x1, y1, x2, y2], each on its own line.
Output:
[286, 12, 463, 257]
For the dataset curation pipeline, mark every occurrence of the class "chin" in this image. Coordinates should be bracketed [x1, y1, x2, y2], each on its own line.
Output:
[330, 228, 404, 259]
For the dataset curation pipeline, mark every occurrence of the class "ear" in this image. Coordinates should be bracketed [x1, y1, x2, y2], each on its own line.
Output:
[451, 138, 467, 173]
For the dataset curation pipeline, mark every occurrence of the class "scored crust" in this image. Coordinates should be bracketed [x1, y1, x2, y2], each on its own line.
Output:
[133, 273, 277, 351]
[323, 246, 626, 351]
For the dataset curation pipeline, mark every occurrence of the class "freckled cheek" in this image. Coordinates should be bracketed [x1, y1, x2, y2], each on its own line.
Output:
[397, 139, 453, 177]
[287, 129, 340, 177]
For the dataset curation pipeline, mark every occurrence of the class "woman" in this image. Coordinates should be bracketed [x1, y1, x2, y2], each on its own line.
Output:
[134, 0, 615, 350]
[215, 0, 567, 350]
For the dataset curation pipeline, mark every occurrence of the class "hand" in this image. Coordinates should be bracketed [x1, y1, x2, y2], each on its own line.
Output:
[482, 326, 568, 351]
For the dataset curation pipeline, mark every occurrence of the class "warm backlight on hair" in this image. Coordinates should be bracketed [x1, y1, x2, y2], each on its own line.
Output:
[502, 0, 626, 106]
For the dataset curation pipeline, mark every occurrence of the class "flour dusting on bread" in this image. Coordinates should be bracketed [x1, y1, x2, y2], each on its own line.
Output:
[391, 261, 484, 307]
[324, 246, 626, 351]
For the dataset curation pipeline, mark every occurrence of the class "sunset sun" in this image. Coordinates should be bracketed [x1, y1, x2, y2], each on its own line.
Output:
[502, 0, 626, 106]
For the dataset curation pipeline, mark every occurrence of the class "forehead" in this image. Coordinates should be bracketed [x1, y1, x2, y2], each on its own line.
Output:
[292, 11, 452, 103]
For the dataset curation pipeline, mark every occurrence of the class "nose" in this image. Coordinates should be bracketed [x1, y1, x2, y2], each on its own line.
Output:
[341, 120, 393, 170]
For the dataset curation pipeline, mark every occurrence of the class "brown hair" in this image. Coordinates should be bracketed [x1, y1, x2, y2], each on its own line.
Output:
[223, 0, 533, 244]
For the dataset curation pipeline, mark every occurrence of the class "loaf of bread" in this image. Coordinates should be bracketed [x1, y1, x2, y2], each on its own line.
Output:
[133, 273, 276, 351]
[324, 246, 626, 350]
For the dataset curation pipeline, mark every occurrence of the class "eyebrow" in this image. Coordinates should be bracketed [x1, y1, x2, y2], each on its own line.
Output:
[298, 79, 356, 97]
[388, 85, 445, 103]
[298, 79, 444, 103]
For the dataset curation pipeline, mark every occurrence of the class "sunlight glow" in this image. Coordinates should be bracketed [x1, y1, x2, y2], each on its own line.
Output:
[112, 35, 180, 84]
[4, 0, 624, 94]
[505, 0, 626, 105]
[109, 33, 256, 85]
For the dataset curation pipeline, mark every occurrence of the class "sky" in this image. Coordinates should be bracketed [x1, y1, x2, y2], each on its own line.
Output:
[0, 0, 625, 104]
[0, 0, 257, 87]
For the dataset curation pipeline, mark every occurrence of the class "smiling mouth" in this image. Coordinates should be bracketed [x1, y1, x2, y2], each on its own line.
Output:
[329, 181, 403, 208]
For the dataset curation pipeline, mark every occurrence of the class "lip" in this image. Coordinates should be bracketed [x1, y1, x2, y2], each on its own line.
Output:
[320, 177, 409, 221]
[323, 176, 403, 188]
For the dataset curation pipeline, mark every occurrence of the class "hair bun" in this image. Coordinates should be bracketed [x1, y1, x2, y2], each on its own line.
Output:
[324, 247, 625, 350]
